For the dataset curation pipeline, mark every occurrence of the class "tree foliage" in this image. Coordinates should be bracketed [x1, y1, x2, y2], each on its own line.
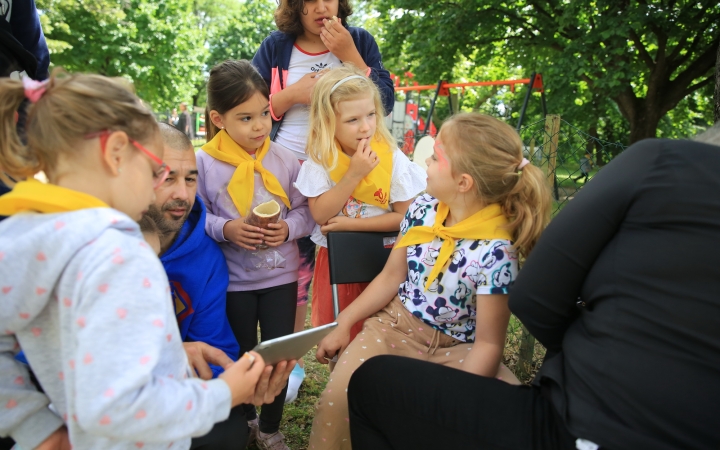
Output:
[37, 0, 207, 111]
[203, 0, 275, 66]
[371, 0, 719, 142]
[36, 0, 276, 111]
[191, 0, 275, 106]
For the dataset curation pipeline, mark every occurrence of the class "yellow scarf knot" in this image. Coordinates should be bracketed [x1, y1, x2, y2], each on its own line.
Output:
[328, 138, 393, 209]
[201, 130, 291, 217]
[396, 201, 513, 291]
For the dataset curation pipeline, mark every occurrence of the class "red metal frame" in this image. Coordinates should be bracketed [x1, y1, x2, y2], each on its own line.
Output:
[390, 74, 544, 94]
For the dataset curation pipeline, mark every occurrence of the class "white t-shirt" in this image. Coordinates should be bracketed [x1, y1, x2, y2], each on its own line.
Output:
[294, 148, 427, 247]
[275, 44, 341, 160]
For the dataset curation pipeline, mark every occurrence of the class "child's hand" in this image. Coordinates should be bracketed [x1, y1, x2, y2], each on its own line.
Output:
[290, 72, 323, 105]
[320, 216, 353, 235]
[250, 360, 296, 406]
[36, 427, 71, 450]
[223, 219, 264, 251]
[316, 326, 351, 364]
[347, 138, 379, 182]
[321, 17, 360, 63]
[183, 341, 234, 380]
[219, 351, 266, 407]
[262, 220, 289, 247]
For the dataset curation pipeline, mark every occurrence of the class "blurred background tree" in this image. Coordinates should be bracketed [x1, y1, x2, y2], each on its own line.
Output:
[365, 0, 718, 143]
[37, 0, 275, 111]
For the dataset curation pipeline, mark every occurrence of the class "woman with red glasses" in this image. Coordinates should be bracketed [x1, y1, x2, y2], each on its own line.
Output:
[0, 71, 293, 450]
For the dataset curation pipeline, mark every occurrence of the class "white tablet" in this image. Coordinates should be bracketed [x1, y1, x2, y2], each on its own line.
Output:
[252, 322, 338, 366]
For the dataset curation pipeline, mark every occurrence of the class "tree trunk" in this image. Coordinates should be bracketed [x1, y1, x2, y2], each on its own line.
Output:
[628, 111, 663, 143]
[613, 85, 668, 143]
[611, 36, 717, 142]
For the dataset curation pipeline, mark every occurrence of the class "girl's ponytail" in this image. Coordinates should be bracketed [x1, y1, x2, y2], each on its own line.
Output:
[0, 78, 39, 177]
[0, 69, 158, 180]
[442, 113, 551, 259]
[501, 163, 551, 258]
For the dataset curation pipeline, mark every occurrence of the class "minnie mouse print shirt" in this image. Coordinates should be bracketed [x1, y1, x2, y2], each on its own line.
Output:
[397, 194, 518, 343]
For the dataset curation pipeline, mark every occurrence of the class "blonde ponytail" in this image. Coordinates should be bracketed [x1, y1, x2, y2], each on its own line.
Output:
[442, 113, 551, 259]
[0, 69, 158, 180]
[0, 79, 39, 177]
[501, 163, 551, 257]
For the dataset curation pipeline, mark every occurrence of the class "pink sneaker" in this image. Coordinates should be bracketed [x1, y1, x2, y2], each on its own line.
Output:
[247, 418, 259, 446]
[256, 430, 290, 450]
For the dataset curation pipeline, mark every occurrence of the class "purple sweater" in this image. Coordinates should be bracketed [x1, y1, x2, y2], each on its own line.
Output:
[196, 141, 315, 291]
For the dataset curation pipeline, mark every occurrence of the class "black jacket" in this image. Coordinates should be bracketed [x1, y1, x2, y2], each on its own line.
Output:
[510, 139, 720, 450]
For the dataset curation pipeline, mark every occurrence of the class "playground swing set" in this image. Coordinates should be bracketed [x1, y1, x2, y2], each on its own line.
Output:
[386, 72, 546, 166]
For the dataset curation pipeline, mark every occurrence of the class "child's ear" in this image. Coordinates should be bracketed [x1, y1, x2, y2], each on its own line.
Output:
[103, 131, 131, 177]
[457, 173, 475, 194]
[209, 110, 224, 130]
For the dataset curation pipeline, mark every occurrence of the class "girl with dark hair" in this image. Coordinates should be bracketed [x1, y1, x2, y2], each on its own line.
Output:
[197, 59, 315, 450]
[252, 0, 395, 404]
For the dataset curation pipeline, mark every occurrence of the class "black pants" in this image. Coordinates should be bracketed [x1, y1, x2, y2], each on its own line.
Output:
[348, 356, 576, 450]
[190, 405, 248, 450]
[226, 282, 297, 434]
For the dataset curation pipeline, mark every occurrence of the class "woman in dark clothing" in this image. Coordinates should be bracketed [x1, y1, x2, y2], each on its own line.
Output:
[347, 132, 720, 450]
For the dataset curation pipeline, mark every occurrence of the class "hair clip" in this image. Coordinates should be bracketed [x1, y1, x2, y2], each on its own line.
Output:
[22, 76, 49, 103]
[517, 158, 530, 171]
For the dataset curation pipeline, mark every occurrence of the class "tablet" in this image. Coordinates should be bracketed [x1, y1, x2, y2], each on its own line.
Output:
[252, 322, 338, 366]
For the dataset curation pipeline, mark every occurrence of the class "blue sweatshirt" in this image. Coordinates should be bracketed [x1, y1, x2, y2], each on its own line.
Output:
[160, 196, 240, 378]
[2, 0, 50, 79]
[252, 27, 395, 121]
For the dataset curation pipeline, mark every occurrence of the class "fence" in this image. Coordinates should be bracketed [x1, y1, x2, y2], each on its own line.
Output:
[397, 115, 627, 383]
[518, 115, 627, 217]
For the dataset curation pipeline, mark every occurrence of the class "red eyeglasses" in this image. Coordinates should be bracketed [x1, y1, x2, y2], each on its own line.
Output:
[85, 130, 170, 189]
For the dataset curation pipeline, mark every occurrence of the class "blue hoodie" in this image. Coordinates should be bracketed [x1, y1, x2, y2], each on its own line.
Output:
[160, 196, 239, 378]
[252, 27, 394, 139]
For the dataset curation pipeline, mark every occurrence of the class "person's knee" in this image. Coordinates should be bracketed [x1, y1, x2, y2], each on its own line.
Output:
[348, 355, 403, 401]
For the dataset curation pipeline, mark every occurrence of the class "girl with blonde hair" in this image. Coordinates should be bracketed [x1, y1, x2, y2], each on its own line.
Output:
[294, 63, 426, 340]
[308, 112, 552, 449]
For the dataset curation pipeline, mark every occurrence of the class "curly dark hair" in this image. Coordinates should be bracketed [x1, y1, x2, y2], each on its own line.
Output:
[275, 0, 354, 36]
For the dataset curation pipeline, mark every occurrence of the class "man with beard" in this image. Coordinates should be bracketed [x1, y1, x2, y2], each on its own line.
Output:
[147, 123, 247, 449]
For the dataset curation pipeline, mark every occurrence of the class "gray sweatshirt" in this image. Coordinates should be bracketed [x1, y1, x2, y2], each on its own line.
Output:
[0, 208, 231, 449]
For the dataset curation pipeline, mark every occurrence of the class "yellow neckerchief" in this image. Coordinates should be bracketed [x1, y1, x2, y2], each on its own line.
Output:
[0, 179, 109, 215]
[201, 130, 291, 217]
[396, 202, 512, 291]
[328, 138, 393, 208]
